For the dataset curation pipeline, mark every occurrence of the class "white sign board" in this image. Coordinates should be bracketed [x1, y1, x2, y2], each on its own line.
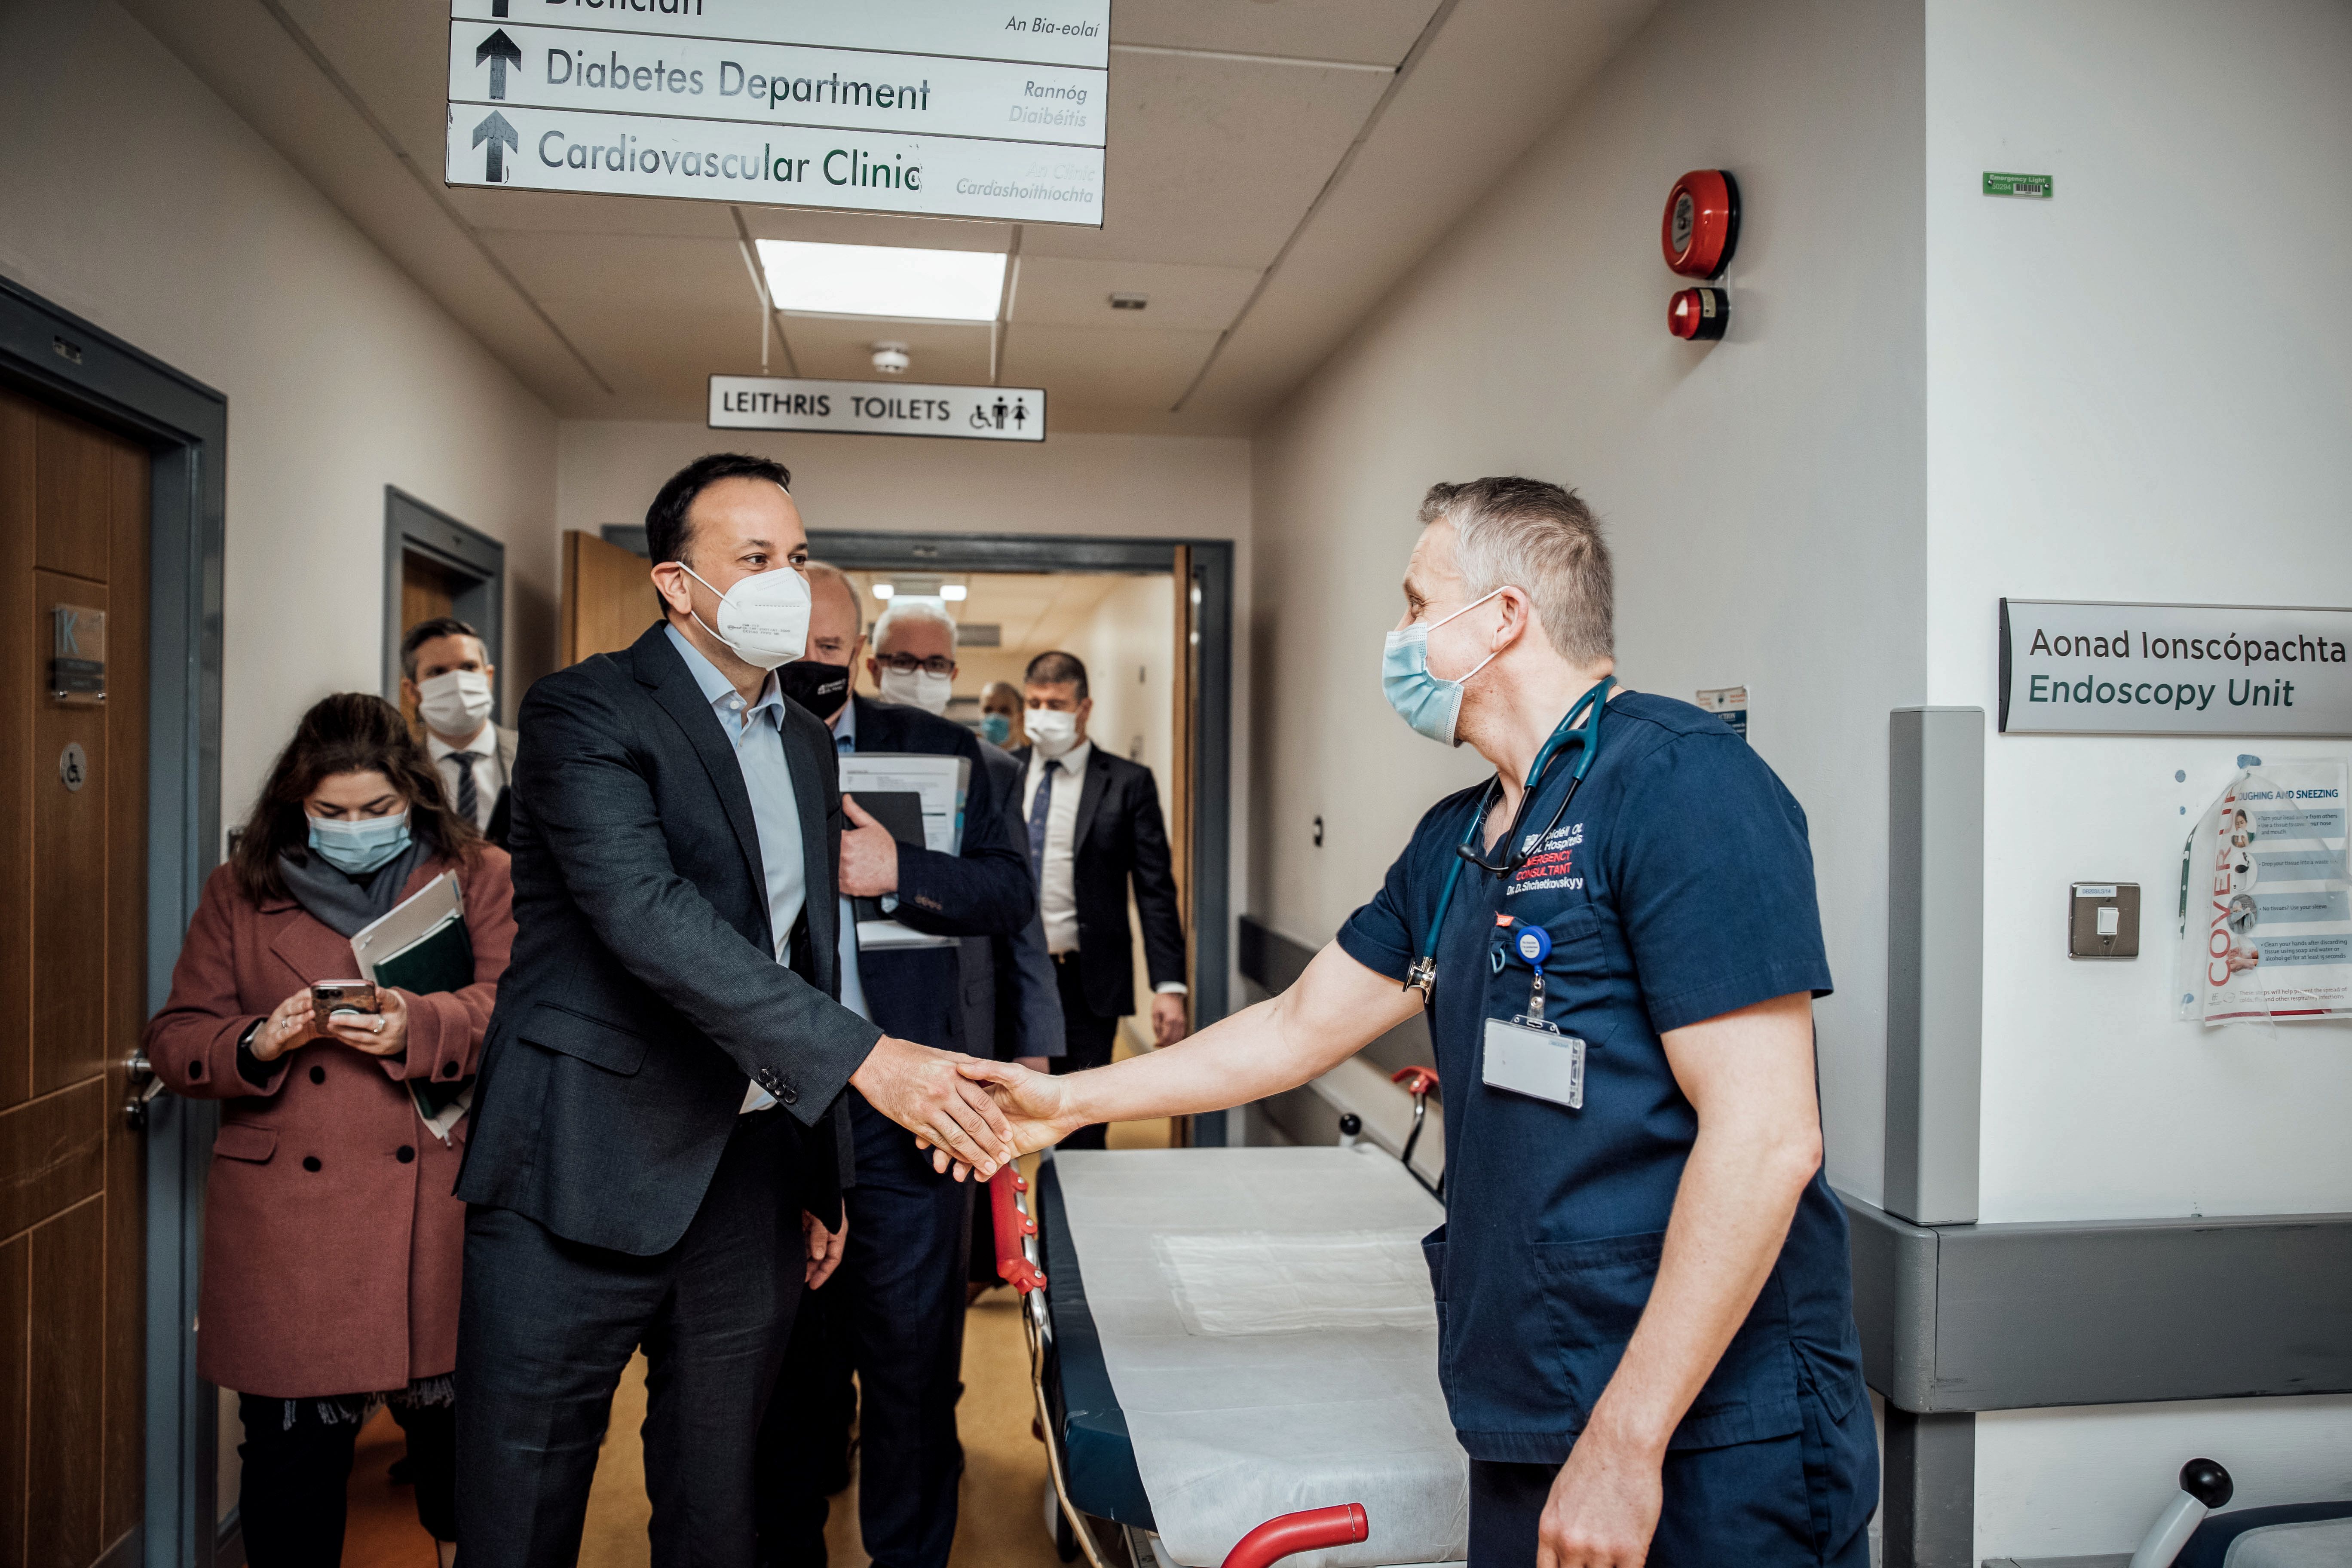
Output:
[709, 375, 1044, 441]
[1999, 599, 2352, 735]
[445, 2, 1107, 226]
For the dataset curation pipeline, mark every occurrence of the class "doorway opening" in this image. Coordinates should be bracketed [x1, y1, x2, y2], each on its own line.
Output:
[382, 489, 504, 732]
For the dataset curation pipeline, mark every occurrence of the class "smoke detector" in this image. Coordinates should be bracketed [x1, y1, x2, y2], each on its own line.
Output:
[870, 341, 910, 375]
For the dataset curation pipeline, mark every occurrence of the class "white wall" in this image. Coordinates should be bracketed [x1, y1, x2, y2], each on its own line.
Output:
[1247, 0, 1927, 1198]
[1923, 0, 2352, 1553]
[0, 3, 561, 840]
[558, 422, 1252, 1004]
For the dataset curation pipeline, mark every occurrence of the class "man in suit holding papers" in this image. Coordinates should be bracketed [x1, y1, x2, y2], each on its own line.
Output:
[756, 565, 1034, 1568]
[453, 455, 1018, 1568]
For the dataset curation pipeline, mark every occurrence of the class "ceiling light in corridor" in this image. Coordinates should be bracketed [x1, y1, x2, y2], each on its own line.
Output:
[757, 239, 1005, 321]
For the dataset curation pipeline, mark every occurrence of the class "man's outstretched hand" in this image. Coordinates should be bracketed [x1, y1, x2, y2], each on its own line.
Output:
[850, 1035, 1017, 1179]
[914, 1058, 1084, 1176]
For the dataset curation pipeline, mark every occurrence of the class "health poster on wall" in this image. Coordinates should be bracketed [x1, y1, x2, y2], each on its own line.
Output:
[2175, 760, 2352, 1026]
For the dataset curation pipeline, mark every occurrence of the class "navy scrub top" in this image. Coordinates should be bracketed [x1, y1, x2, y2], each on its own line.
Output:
[1337, 690, 1868, 1465]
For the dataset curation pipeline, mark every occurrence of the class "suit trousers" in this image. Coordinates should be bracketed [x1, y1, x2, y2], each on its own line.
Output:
[758, 1096, 975, 1568]
[456, 1108, 807, 1568]
[1047, 953, 1122, 1151]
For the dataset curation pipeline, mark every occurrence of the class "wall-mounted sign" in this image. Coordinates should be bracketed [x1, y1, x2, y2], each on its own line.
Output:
[1695, 685, 1748, 740]
[1999, 598, 2352, 736]
[709, 375, 1044, 441]
[51, 604, 105, 705]
[444, 1, 1106, 226]
[1983, 171, 2052, 198]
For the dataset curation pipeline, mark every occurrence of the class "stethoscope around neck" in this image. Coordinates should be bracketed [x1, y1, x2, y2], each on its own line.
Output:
[1403, 676, 1614, 1003]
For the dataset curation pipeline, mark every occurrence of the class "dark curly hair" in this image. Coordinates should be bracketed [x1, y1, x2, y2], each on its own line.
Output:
[230, 692, 481, 904]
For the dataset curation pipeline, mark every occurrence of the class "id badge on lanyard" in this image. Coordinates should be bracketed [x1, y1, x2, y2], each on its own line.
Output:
[1482, 918, 1586, 1110]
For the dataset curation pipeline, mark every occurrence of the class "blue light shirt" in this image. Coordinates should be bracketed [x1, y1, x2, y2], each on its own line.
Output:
[665, 624, 805, 1111]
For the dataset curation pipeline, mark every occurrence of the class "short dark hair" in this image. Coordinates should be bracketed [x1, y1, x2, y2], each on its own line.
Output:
[1024, 650, 1089, 701]
[399, 616, 484, 680]
[646, 453, 792, 567]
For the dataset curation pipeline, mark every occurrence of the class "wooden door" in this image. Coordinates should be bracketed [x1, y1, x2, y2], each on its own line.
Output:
[0, 386, 149, 1565]
[561, 530, 661, 667]
[397, 552, 463, 733]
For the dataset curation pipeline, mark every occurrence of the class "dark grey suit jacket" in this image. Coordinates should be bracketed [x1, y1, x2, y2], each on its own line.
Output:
[458, 622, 879, 1255]
[1014, 743, 1187, 1020]
[959, 739, 1065, 1060]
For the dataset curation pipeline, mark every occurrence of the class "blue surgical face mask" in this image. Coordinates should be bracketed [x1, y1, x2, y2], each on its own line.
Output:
[1381, 588, 1508, 746]
[307, 811, 411, 876]
[980, 712, 1013, 746]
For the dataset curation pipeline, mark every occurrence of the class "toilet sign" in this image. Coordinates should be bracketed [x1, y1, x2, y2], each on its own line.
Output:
[709, 375, 1045, 442]
[444, 2, 1108, 226]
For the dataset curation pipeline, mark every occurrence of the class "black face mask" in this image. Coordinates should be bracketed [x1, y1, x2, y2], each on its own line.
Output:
[779, 660, 850, 717]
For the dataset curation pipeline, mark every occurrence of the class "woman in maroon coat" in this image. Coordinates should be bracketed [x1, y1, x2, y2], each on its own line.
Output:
[147, 693, 514, 1568]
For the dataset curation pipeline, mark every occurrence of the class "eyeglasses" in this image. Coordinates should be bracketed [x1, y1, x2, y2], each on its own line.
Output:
[874, 653, 956, 677]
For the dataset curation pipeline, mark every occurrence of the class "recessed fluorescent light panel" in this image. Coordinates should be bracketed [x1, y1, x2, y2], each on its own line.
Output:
[757, 240, 1005, 322]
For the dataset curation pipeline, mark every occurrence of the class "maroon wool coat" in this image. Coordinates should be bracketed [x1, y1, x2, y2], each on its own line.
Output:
[144, 849, 514, 1398]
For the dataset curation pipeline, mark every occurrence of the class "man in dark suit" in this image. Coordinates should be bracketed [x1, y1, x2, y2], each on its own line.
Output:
[453, 454, 1015, 1568]
[1016, 649, 1190, 1148]
[756, 570, 1038, 1568]
[400, 615, 518, 848]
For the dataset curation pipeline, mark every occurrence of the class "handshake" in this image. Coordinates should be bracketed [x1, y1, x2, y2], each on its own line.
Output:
[846, 1035, 1084, 1179]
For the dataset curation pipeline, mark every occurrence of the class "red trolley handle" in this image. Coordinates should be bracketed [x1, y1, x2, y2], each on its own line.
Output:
[988, 1164, 1047, 1294]
[1220, 1504, 1370, 1568]
[1389, 1065, 1439, 1097]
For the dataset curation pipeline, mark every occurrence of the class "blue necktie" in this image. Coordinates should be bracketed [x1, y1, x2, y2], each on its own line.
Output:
[1027, 758, 1059, 881]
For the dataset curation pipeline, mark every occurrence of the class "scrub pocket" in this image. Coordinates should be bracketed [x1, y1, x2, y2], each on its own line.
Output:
[1422, 1225, 1451, 1377]
[1532, 1231, 1801, 1449]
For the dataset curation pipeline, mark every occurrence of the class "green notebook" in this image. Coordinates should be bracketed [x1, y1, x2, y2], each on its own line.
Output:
[350, 873, 477, 1141]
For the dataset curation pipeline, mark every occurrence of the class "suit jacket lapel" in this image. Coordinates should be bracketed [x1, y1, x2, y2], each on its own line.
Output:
[1073, 747, 1110, 851]
[632, 625, 769, 903]
[784, 700, 839, 988]
[495, 724, 518, 778]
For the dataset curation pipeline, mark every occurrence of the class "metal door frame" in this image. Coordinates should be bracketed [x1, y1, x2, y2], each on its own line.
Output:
[0, 274, 229, 1568]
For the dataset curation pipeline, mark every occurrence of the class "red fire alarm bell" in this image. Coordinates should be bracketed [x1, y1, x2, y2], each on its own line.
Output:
[1667, 286, 1729, 340]
[1661, 169, 1740, 279]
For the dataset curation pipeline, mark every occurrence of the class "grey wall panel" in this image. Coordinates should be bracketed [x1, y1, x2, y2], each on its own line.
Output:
[1845, 1188, 2352, 1412]
[1933, 1211, 2352, 1410]
[1883, 1408, 1975, 1568]
[1884, 707, 1984, 1226]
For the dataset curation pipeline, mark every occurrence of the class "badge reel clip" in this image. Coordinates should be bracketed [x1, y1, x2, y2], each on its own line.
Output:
[1483, 919, 1586, 1111]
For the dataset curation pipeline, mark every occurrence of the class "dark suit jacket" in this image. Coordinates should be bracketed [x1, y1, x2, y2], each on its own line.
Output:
[481, 723, 518, 848]
[1014, 743, 1188, 1020]
[960, 740, 1065, 1060]
[842, 697, 1033, 1052]
[458, 623, 879, 1256]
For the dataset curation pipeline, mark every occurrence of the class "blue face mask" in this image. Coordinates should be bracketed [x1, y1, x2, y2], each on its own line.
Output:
[1382, 588, 1507, 746]
[980, 712, 1013, 747]
[307, 811, 411, 876]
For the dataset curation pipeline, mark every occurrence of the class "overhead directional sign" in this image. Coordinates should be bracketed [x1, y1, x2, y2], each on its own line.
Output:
[444, 2, 1108, 226]
[709, 375, 1046, 442]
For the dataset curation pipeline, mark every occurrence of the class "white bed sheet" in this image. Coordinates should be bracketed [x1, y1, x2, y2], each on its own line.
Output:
[1053, 1147, 1469, 1568]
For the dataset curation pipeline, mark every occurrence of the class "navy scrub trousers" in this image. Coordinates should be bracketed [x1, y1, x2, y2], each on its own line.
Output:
[1335, 690, 1877, 1567]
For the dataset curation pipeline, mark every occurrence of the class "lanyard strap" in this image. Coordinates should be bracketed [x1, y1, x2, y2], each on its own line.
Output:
[1403, 677, 1614, 1002]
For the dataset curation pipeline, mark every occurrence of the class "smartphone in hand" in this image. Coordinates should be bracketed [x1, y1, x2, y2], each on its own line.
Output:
[311, 980, 380, 1019]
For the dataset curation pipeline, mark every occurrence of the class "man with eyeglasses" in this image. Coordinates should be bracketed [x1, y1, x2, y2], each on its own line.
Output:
[756, 572, 1036, 1568]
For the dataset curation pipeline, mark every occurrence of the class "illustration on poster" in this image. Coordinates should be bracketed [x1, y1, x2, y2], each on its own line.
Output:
[2175, 760, 2352, 1027]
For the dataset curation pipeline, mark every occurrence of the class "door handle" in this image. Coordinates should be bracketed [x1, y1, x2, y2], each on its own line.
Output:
[124, 1050, 165, 1130]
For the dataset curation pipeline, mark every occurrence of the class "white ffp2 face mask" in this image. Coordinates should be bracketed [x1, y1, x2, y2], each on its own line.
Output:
[417, 669, 494, 737]
[1026, 707, 1080, 758]
[679, 562, 811, 671]
[879, 667, 954, 715]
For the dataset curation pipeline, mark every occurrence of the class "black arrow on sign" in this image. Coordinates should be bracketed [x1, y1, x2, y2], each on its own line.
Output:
[472, 110, 519, 183]
[476, 28, 521, 100]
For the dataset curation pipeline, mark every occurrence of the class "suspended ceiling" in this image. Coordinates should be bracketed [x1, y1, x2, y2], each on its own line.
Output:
[118, 0, 1662, 434]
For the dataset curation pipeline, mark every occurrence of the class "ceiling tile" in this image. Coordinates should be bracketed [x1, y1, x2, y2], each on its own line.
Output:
[1018, 51, 1390, 268]
[1113, 0, 1442, 65]
[1000, 323, 1221, 414]
[451, 188, 744, 238]
[1010, 257, 1259, 332]
[776, 317, 995, 385]
[481, 232, 754, 309]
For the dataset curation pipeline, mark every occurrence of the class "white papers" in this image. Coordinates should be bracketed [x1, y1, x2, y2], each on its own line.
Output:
[349, 873, 465, 983]
[2174, 761, 2352, 1026]
[841, 752, 968, 952]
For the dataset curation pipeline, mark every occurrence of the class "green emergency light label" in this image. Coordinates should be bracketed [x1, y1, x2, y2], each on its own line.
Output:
[1984, 171, 2052, 198]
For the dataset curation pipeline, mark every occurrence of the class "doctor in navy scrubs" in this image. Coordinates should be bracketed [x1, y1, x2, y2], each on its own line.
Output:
[957, 477, 1875, 1567]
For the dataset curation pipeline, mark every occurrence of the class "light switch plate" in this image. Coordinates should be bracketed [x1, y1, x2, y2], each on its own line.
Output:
[2068, 882, 2140, 959]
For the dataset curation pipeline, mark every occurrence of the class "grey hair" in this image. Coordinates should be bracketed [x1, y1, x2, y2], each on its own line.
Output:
[802, 560, 861, 637]
[873, 595, 958, 652]
[1418, 477, 1613, 665]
